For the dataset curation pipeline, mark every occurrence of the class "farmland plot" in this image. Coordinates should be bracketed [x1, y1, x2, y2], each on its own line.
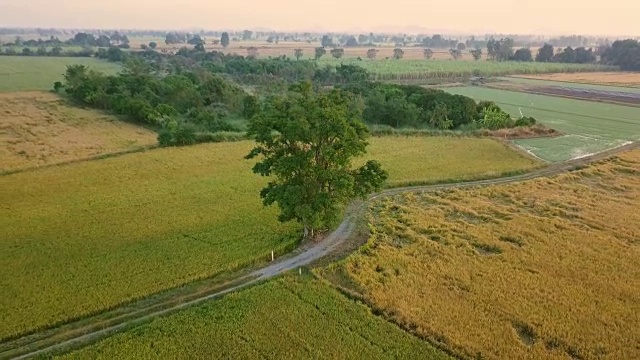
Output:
[0, 137, 538, 340]
[447, 86, 640, 161]
[325, 150, 640, 359]
[61, 276, 450, 359]
[0, 56, 120, 92]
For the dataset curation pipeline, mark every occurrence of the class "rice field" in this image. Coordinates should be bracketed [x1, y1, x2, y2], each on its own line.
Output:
[60, 275, 450, 359]
[325, 150, 640, 359]
[0, 137, 539, 341]
[0, 92, 157, 173]
[0, 56, 121, 92]
[319, 59, 613, 81]
[446, 86, 640, 162]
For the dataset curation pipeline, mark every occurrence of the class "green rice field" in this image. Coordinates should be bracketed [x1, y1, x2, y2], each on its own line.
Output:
[0, 137, 539, 340]
[0, 56, 121, 92]
[447, 86, 640, 162]
[319, 58, 613, 81]
[61, 276, 450, 359]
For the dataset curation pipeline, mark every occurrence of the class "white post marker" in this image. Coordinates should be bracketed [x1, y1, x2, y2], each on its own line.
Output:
[271, 250, 274, 262]
[299, 268, 302, 276]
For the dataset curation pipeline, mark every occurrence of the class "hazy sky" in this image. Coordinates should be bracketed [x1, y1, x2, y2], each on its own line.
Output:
[0, 0, 638, 36]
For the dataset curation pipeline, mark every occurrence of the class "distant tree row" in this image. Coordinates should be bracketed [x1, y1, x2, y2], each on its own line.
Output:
[1, 32, 130, 48]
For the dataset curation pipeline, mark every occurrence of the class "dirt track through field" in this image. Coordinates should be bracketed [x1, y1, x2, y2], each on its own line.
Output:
[2, 141, 638, 360]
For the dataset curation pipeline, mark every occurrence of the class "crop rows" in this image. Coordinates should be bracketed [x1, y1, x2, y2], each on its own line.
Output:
[61, 276, 449, 359]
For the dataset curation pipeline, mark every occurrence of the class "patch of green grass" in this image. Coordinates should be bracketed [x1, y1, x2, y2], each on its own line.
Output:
[60, 276, 450, 359]
[0, 137, 539, 340]
[446, 86, 640, 161]
[0, 56, 121, 92]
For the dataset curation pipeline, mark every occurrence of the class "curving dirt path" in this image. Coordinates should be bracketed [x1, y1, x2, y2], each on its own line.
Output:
[2, 141, 637, 360]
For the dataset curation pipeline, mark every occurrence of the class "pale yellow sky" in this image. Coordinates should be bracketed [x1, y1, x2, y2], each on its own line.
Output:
[0, 0, 638, 36]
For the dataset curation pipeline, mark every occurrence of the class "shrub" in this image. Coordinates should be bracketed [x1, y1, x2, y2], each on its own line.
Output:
[515, 116, 537, 127]
[173, 123, 198, 146]
[481, 107, 514, 130]
[157, 128, 174, 147]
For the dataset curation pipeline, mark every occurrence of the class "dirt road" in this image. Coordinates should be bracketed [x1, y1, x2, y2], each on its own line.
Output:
[3, 141, 637, 360]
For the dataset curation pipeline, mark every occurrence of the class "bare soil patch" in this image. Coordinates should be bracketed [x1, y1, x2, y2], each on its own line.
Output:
[487, 81, 640, 106]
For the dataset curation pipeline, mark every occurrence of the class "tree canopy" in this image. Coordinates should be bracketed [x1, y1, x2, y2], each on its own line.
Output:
[246, 82, 387, 237]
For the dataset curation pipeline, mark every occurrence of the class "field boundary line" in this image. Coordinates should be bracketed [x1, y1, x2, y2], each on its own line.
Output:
[2, 141, 637, 360]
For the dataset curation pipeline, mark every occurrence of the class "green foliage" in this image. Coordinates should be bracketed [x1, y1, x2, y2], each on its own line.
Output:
[393, 48, 404, 60]
[242, 95, 259, 119]
[601, 39, 640, 70]
[429, 102, 454, 130]
[362, 87, 420, 128]
[515, 116, 537, 127]
[315, 47, 327, 60]
[480, 106, 514, 130]
[469, 48, 482, 61]
[246, 82, 387, 236]
[52, 81, 63, 93]
[61, 62, 245, 141]
[512, 48, 533, 62]
[220, 32, 230, 48]
[340, 82, 482, 130]
[330, 48, 345, 59]
[536, 44, 555, 62]
[449, 48, 462, 60]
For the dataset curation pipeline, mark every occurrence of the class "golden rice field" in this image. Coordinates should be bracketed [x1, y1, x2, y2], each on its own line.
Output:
[325, 150, 640, 359]
[0, 137, 538, 341]
[0, 92, 157, 173]
[512, 72, 640, 87]
[61, 275, 450, 359]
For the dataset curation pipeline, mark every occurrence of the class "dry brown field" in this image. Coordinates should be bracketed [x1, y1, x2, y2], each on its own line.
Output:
[513, 72, 640, 87]
[0, 92, 156, 173]
[323, 150, 640, 359]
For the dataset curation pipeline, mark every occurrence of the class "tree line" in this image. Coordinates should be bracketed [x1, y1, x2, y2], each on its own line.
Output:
[59, 60, 246, 147]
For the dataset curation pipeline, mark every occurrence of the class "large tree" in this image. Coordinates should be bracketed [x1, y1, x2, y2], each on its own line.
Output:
[220, 32, 230, 48]
[536, 44, 554, 62]
[314, 47, 327, 60]
[601, 40, 640, 70]
[393, 48, 404, 60]
[512, 48, 533, 62]
[246, 82, 388, 238]
[330, 48, 345, 59]
[294, 48, 303, 60]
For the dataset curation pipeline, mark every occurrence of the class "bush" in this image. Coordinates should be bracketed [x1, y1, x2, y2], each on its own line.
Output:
[173, 123, 198, 146]
[195, 131, 249, 143]
[157, 128, 174, 147]
[480, 107, 514, 130]
[515, 116, 537, 127]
